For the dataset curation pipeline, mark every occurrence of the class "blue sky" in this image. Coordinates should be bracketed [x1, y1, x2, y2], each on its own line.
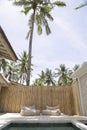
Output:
[0, 0, 87, 83]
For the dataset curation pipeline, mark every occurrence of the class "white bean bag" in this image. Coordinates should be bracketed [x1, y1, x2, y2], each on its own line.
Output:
[20, 106, 40, 116]
[42, 109, 61, 116]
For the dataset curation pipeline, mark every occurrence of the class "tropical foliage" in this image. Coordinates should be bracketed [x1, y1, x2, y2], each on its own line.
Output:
[55, 64, 72, 86]
[34, 69, 55, 86]
[0, 53, 79, 86]
[0, 51, 32, 85]
[33, 64, 79, 86]
[18, 51, 28, 84]
[10, 0, 66, 85]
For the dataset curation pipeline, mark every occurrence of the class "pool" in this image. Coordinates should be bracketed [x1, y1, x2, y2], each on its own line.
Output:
[1, 123, 82, 130]
[79, 120, 87, 125]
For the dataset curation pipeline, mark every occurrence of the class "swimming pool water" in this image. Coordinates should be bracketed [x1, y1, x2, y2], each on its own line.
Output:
[1, 123, 81, 130]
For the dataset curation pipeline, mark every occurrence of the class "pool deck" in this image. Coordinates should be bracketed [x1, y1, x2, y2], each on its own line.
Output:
[0, 113, 87, 129]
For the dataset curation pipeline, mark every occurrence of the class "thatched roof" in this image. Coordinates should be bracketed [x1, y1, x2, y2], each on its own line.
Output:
[0, 26, 18, 61]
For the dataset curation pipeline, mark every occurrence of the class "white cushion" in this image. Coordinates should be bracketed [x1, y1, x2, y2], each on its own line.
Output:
[42, 109, 61, 116]
[46, 105, 59, 110]
[20, 109, 40, 116]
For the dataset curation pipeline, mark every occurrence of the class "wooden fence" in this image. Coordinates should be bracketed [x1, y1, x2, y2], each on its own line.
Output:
[0, 82, 82, 115]
[72, 81, 82, 115]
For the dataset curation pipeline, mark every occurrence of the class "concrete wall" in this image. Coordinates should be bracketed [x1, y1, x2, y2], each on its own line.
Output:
[72, 62, 87, 116]
[79, 73, 87, 115]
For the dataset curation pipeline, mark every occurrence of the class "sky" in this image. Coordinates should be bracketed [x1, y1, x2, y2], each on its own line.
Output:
[0, 0, 87, 83]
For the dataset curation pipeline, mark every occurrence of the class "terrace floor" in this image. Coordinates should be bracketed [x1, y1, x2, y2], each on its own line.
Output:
[0, 113, 87, 129]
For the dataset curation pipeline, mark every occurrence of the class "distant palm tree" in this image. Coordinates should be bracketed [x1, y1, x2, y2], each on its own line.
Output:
[66, 69, 73, 85]
[73, 64, 79, 72]
[55, 64, 70, 86]
[55, 64, 80, 86]
[6, 61, 19, 82]
[45, 68, 55, 86]
[18, 51, 28, 84]
[33, 78, 43, 86]
[33, 69, 55, 86]
[0, 59, 19, 82]
[18, 51, 34, 85]
[33, 70, 46, 86]
[11, 0, 66, 85]
[38, 70, 46, 86]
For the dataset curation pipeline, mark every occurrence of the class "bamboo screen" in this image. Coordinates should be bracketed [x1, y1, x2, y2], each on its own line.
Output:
[0, 83, 81, 115]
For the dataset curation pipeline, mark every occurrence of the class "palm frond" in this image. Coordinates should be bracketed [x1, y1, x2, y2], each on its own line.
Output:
[40, 6, 52, 13]
[53, 1, 66, 7]
[45, 24, 51, 35]
[75, 3, 87, 9]
[42, 17, 51, 35]
[37, 25, 42, 35]
[21, 6, 32, 15]
[40, 6, 53, 21]
[45, 13, 54, 21]
[13, 0, 32, 6]
[35, 14, 42, 25]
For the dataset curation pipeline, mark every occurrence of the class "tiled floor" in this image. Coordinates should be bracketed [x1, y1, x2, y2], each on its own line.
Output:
[0, 113, 87, 129]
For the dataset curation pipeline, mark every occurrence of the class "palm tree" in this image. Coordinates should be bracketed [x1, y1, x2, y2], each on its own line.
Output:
[55, 64, 69, 86]
[38, 70, 46, 86]
[5, 61, 19, 82]
[18, 51, 34, 85]
[66, 69, 73, 85]
[0, 59, 20, 82]
[73, 64, 79, 72]
[33, 78, 43, 86]
[11, 0, 66, 85]
[75, 1, 87, 9]
[18, 51, 28, 84]
[45, 68, 55, 86]
[55, 64, 80, 86]
[33, 69, 55, 86]
[33, 70, 46, 86]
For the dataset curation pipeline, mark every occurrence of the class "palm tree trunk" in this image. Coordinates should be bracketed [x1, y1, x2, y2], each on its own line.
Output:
[26, 9, 35, 86]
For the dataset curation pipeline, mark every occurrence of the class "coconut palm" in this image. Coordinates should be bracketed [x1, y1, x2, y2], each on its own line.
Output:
[33, 78, 43, 86]
[18, 51, 34, 85]
[11, 0, 66, 85]
[18, 51, 28, 84]
[66, 69, 73, 85]
[55, 64, 70, 86]
[0, 59, 19, 82]
[38, 70, 46, 86]
[33, 69, 55, 86]
[73, 64, 79, 72]
[55, 64, 80, 86]
[45, 68, 55, 86]
[5, 61, 19, 82]
[33, 70, 46, 86]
